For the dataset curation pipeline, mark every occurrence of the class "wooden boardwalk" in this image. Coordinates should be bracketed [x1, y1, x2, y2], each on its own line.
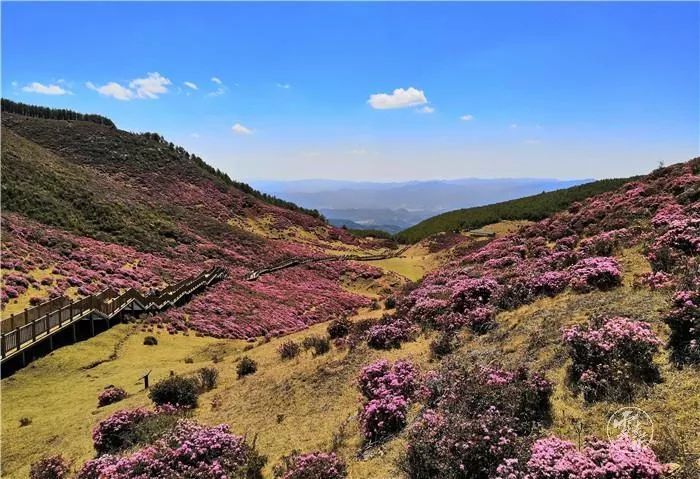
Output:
[1, 266, 227, 366]
[245, 246, 410, 280]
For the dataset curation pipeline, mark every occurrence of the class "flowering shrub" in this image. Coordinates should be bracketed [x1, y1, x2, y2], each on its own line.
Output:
[568, 257, 622, 293]
[563, 316, 662, 401]
[92, 407, 155, 454]
[79, 420, 266, 479]
[578, 228, 629, 257]
[664, 289, 700, 364]
[30, 455, 71, 479]
[98, 386, 127, 407]
[403, 362, 553, 479]
[366, 316, 417, 349]
[359, 394, 409, 442]
[451, 277, 501, 313]
[274, 451, 347, 479]
[357, 359, 419, 442]
[531, 271, 569, 297]
[358, 359, 419, 400]
[404, 406, 521, 479]
[496, 435, 667, 479]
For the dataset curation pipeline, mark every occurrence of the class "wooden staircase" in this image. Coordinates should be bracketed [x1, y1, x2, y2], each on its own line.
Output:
[1, 266, 227, 366]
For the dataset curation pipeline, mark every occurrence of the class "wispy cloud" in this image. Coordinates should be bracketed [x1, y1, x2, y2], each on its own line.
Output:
[22, 82, 70, 95]
[276, 83, 292, 89]
[232, 123, 253, 135]
[86, 72, 171, 101]
[208, 77, 227, 97]
[190, 133, 201, 139]
[184, 81, 198, 90]
[510, 123, 518, 129]
[419, 106, 435, 114]
[368, 87, 427, 110]
[460, 114, 474, 121]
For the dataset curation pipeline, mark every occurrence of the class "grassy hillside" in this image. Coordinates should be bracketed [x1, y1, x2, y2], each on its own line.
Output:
[397, 177, 633, 243]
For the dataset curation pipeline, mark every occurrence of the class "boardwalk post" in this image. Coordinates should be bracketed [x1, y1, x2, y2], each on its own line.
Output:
[90, 315, 95, 337]
[32, 320, 36, 341]
[1, 336, 4, 359]
[10, 314, 15, 331]
[72, 323, 77, 343]
[141, 370, 152, 389]
[49, 335, 53, 351]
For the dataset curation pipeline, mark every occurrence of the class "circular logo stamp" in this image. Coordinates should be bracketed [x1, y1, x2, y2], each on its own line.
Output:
[606, 407, 653, 444]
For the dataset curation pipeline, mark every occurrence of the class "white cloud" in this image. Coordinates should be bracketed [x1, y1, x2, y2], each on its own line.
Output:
[211, 77, 223, 85]
[129, 72, 171, 99]
[419, 106, 435, 114]
[86, 81, 135, 101]
[368, 87, 427, 110]
[232, 123, 253, 135]
[460, 114, 474, 121]
[276, 83, 291, 89]
[22, 82, 70, 95]
[11, 81, 18, 87]
[190, 133, 201, 138]
[184, 81, 198, 90]
[510, 123, 518, 129]
[86, 72, 171, 101]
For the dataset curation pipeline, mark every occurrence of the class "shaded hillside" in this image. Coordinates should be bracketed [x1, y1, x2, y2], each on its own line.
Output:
[1, 106, 390, 340]
[397, 177, 634, 243]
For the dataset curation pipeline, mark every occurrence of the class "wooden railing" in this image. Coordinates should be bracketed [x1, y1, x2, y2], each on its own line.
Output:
[1, 266, 227, 361]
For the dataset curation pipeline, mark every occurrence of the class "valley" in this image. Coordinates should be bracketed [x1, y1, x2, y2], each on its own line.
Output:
[1, 101, 698, 479]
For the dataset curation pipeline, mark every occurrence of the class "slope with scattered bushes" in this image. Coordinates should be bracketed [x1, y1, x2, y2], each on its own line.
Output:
[397, 177, 634, 243]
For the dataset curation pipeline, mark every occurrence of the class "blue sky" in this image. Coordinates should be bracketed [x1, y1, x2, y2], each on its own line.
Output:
[2, 2, 698, 181]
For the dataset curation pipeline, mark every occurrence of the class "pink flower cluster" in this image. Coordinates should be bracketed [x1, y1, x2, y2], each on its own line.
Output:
[568, 257, 622, 293]
[366, 316, 417, 350]
[274, 451, 347, 479]
[92, 407, 155, 455]
[563, 316, 662, 401]
[30, 455, 71, 479]
[496, 435, 667, 479]
[665, 289, 700, 364]
[79, 420, 264, 479]
[357, 359, 419, 442]
[97, 386, 127, 407]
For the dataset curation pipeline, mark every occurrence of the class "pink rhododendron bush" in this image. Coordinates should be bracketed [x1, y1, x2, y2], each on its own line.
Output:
[97, 385, 127, 407]
[29, 455, 71, 479]
[664, 289, 700, 365]
[402, 362, 552, 478]
[91, 404, 184, 455]
[78, 420, 266, 479]
[357, 359, 419, 442]
[495, 435, 666, 479]
[563, 316, 662, 402]
[274, 451, 347, 479]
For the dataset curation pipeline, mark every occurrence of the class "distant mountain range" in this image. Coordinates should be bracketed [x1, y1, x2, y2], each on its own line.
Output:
[250, 178, 594, 232]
